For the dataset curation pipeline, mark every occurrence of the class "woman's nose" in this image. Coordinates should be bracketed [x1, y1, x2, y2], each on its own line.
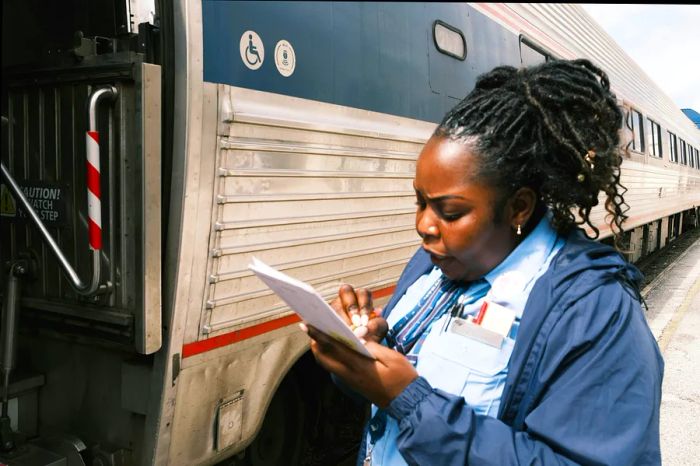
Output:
[416, 211, 440, 240]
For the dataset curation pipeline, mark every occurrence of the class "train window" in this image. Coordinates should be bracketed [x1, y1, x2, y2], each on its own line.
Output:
[520, 37, 549, 66]
[690, 147, 696, 168]
[679, 139, 687, 165]
[433, 20, 466, 60]
[628, 109, 645, 153]
[668, 132, 678, 163]
[648, 118, 662, 158]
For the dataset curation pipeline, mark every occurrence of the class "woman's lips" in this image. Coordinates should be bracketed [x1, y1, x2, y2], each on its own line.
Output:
[424, 248, 450, 264]
[424, 249, 462, 278]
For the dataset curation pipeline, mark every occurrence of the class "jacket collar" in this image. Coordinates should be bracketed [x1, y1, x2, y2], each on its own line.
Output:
[498, 228, 642, 425]
[383, 248, 433, 319]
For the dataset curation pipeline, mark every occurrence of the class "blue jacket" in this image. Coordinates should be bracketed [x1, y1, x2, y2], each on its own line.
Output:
[376, 230, 663, 465]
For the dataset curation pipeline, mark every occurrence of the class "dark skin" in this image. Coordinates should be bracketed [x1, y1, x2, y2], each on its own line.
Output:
[304, 135, 537, 408]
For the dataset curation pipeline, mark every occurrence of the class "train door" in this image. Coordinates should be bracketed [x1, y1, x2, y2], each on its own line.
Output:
[1, 0, 164, 463]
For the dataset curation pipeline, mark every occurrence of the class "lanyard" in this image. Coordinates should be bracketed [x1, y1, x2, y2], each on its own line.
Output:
[386, 276, 490, 358]
[385, 276, 461, 355]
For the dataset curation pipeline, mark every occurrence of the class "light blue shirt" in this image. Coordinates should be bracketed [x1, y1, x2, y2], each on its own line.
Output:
[368, 214, 564, 466]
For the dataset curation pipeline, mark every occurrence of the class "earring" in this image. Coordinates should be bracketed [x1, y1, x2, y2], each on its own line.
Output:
[517, 224, 522, 236]
[427, 225, 439, 235]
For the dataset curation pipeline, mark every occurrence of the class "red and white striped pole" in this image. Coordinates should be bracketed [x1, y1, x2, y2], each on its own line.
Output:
[86, 129, 102, 250]
[86, 86, 116, 253]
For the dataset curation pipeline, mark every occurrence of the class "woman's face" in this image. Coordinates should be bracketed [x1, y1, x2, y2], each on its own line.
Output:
[414, 135, 518, 282]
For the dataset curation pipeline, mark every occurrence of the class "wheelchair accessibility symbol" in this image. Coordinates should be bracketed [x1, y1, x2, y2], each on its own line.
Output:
[239, 30, 264, 70]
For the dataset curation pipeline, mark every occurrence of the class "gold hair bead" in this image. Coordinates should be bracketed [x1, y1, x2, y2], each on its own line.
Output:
[577, 173, 585, 183]
[585, 149, 596, 171]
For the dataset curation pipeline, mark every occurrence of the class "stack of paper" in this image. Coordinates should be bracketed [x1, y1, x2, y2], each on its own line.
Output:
[248, 257, 374, 358]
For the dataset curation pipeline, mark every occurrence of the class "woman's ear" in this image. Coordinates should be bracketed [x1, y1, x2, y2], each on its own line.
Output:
[508, 187, 538, 229]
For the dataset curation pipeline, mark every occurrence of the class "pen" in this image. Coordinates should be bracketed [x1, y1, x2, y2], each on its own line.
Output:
[474, 301, 488, 325]
[444, 294, 466, 332]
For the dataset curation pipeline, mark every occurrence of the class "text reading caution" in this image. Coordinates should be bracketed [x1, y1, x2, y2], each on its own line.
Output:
[0, 181, 67, 226]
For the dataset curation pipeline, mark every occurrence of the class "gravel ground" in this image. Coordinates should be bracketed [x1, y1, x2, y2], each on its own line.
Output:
[635, 226, 700, 292]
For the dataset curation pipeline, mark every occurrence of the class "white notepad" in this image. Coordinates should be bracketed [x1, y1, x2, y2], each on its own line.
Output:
[248, 257, 374, 358]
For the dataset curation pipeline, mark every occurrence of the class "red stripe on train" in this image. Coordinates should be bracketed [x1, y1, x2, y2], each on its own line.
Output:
[373, 284, 396, 299]
[182, 314, 302, 358]
[181, 284, 397, 358]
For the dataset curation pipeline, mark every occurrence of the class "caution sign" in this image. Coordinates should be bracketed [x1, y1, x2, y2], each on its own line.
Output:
[0, 183, 16, 216]
[0, 181, 67, 227]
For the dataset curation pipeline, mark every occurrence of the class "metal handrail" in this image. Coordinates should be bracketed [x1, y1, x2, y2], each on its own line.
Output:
[0, 86, 117, 295]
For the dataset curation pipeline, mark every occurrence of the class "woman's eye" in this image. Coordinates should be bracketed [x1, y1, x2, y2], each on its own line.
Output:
[442, 213, 462, 221]
[439, 208, 465, 221]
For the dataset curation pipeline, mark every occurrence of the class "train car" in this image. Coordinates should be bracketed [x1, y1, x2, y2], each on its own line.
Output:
[1, 2, 699, 465]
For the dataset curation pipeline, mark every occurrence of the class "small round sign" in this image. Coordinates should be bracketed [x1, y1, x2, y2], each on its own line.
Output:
[240, 30, 264, 70]
[274, 40, 296, 77]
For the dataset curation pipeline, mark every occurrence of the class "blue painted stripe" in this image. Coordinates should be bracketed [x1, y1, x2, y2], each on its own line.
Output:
[202, 1, 521, 123]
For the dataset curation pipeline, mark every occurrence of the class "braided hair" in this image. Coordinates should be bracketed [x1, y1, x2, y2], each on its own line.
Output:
[435, 58, 629, 247]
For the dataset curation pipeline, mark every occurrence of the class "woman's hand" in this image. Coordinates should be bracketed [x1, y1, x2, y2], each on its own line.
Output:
[330, 285, 389, 343]
[304, 324, 418, 408]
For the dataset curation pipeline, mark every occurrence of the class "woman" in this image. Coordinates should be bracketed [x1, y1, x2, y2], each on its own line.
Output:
[302, 59, 663, 465]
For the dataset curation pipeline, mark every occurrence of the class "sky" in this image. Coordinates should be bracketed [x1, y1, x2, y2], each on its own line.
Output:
[581, 4, 700, 112]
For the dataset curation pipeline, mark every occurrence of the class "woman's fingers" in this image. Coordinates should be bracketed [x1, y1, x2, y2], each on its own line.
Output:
[365, 316, 389, 343]
[340, 285, 378, 325]
[307, 325, 364, 358]
[337, 284, 368, 329]
[355, 288, 373, 321]
[307, 324, 335, 353]
[330, 296, 352, 326]
[305, 326, 419, 407]
[338, 284, 375, 328]
[306, 325, 370, 373]
[333, 285, 385, 341]
[339, 284, 360, 315]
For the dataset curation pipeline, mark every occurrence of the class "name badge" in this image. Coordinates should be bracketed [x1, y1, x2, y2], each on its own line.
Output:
[449, 300, 516, 348]
[449, 318, 504, 348]
[478, 301, 516, 336]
